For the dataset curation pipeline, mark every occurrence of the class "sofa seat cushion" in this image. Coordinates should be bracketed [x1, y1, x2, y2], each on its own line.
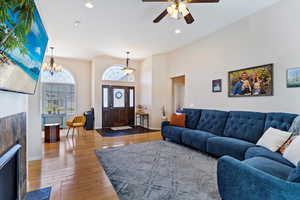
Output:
[223, 111, 266, 143]
[196, 109, 228, 136]
[264, 112, 298, 132]
[182, 108, 202, 129]
[245, 146, 295, 168]
[182, 129, 216, 153]
[207, 137, 255, 160]
[288, 162, 300, 183]
[162, 126, 188, 143]
[243, 157, 293, 180]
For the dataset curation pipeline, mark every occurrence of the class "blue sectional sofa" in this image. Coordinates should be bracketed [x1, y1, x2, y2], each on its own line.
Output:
[161, 108, 299, 200]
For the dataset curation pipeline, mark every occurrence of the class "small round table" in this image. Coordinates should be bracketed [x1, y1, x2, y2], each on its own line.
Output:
[44, 123, 60, 143]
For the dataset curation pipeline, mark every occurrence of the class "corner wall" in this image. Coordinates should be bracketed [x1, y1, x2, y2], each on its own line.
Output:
[139, 54, 171, 129]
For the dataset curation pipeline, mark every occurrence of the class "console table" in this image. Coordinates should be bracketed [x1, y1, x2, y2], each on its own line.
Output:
[136, 113, 149, 129]
[44, 123, 60, 143]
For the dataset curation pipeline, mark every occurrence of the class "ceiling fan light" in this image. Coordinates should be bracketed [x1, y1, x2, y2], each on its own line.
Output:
[171, 9, 179, 19]
[167, 6, 174, 15]
[178, 2, 187, 12]
[123, 68, 135, 74]
[171, 4, 176, 9]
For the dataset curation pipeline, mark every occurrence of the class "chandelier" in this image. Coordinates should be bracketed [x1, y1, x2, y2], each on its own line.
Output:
[42, 47, 63, 75]
[122, 51, 136, 74]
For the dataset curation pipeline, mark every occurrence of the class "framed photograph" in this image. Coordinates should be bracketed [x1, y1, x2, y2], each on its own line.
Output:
[228, 64, 273, 97]
[287, 68, 300, 88]
[212, 79, 222, 93]
[0, 0, 48, 94]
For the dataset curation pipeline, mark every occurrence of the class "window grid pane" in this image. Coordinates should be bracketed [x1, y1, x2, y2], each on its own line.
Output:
[129, 89, 134, 107]
[103, 88, 108, 108]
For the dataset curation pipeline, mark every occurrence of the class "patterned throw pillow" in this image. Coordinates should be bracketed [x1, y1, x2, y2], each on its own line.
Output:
[278, 136, 297, 154]
[289, 116, 300, 136]
[279, 116, 300, 154]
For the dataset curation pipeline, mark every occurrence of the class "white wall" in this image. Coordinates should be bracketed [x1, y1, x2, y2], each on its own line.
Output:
[27, 82, 42, 161]
[91, 55, 141, 129]
[165, 0, 300, 114]
[0, 91, 27, 118]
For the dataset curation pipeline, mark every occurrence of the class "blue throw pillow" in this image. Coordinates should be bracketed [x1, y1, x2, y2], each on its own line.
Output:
[288, 162, 300, 183]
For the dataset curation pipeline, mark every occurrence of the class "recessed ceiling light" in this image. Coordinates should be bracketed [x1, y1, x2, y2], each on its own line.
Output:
[74, 21, 81, 27]
[174, 29, 181, 34]
[85, 1, 94, 8]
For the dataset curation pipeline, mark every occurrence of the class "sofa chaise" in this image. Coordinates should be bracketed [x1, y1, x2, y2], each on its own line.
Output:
[161, 108, 299, 200]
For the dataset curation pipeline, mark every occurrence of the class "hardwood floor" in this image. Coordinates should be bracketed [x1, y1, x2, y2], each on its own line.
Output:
[28, 129, 162, 200]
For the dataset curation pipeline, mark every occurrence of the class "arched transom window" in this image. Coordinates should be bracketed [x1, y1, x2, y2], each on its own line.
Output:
[102, 66, 135, 82]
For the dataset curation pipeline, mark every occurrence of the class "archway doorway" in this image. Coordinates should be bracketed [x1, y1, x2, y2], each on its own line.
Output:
[40, 69, 76, 127]
[102, 66, 135, 128]
[172, 75, 185, 113]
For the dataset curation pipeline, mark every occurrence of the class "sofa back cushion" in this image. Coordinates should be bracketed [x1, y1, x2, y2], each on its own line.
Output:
[264, 113, 298, 132]
[224, 111, 266, 143]
[182, 108, 202, 129]
[196, 109, 229, 136]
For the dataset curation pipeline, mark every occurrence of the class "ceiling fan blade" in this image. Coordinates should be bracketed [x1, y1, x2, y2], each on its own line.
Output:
[184, 12, 195, 24]
[153, 9, 168, 23]
[186, 0, 220, 3]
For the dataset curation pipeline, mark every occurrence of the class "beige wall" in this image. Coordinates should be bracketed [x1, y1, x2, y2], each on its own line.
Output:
[91, 55, 141, 129]
[140, 57, 153, 117]
[139, 54, 171, 129]
[163, 0, 300, 114]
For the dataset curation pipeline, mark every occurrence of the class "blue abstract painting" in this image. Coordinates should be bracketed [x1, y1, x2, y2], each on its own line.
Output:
[0, 0, 48, 94]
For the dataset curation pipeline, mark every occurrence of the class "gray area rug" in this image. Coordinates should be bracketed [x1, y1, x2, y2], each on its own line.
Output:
[95, 141, 220, 200]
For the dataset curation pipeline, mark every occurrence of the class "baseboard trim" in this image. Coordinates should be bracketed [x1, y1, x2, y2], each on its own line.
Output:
[28, 155, 42, 161]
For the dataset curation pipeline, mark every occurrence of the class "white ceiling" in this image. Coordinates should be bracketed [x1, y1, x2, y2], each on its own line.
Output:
[36, 0, 281, 60]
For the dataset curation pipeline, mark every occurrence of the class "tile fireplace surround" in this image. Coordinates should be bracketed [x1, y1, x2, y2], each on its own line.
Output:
[0, 112, 27, 199]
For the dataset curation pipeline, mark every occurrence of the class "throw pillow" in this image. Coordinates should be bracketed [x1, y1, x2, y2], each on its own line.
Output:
[288, 162, 300, 183]
[289, 116, 300, 136]
[257, 127, 292, 152]
[278, 136, 296, 154]
[283, 136, 300, 166]
[170, 113, 186, 128]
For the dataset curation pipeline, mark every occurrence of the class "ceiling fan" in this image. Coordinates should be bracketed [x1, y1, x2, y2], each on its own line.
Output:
[142, 0, 220, 24]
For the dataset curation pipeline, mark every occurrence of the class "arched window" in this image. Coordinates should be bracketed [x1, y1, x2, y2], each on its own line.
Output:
[102, 66, 135, 82]
[40, 69, 76, 127]
[41, 69, 75, 84]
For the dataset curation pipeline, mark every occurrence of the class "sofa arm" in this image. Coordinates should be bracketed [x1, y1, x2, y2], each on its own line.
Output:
[161, 121, 170, 130]
[217, 156, 300, 200]
[161, 121, 170, 140]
